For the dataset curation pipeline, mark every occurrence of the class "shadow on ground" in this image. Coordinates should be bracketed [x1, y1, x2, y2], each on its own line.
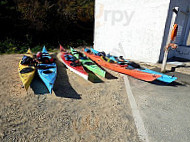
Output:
[88, 71, 104, 83]
[53, 53, 81, 99]
[151, 80, 185, 87]
[30, 74, 49, 94]
[169, 65, 190, 72]
[31, 52, 81, 99]
[105, 71, 118, 79]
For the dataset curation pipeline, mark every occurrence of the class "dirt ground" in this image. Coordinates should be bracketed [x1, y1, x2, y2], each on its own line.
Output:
[0, 53, 140, 142]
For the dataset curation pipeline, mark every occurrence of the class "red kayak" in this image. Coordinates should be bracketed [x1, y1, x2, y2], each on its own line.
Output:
[60, 45, 88, 80]
[83, 48, 161, 82]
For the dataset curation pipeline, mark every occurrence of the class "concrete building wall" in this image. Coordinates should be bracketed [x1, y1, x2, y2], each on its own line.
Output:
[94, 0, 171, 63]
[94, 0, 190, 63]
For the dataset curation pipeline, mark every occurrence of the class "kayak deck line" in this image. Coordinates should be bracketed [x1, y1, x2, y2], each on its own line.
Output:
[59, 57, 89, 80]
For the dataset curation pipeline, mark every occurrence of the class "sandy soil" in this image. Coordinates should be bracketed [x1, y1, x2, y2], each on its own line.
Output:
[0, 53, 140, 142]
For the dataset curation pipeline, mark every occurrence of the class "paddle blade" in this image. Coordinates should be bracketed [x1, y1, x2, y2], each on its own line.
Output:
[171, 24, 178, 41]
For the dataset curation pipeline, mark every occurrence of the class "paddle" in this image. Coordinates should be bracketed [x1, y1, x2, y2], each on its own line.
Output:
[161, 23, 178, 73]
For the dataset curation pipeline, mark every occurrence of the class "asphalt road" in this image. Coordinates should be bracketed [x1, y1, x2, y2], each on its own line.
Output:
[127, 72, 190, 142]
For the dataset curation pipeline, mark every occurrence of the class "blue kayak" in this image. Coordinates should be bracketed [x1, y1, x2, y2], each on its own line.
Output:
[90, 48, 177, 83]
[37, 46, 57, 93]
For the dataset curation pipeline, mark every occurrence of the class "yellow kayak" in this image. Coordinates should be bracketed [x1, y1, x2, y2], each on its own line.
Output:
[18, 49, 36, 91]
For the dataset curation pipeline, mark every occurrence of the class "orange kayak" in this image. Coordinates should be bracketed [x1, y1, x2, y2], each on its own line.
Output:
[83, 49, 161, 82]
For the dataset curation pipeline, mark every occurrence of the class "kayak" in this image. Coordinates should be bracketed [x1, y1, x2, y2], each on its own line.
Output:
[108, 55, 177, 83]
[70, 47, 106, 77]
[18, 48, 36, 91]
[92, 48, 177, 83]
[83, 48, 162, 82]
[37, 46, 57, 93]
[59, 45, 88, 80]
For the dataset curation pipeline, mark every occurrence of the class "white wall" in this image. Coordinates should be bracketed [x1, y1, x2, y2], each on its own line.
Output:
[94, 0, 171, 63]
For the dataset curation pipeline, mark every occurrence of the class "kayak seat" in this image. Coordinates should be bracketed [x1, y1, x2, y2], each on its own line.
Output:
[113, 56, 119, 61]
[21, 55, 34, 65]
[127, 61, 141, 69]
[107, 54, 111, 58]
[97, 52, 106, 56]
[38, 65, 55, 69]
[125, 65, 134, 70]
[108, 56, 127, 65]
[108, 56, 118, 63]
[84, 62, 95, 65]
[42, 53, 49, 55]
[84, 48, 91, 53]
[20, 67, 34, 74]
[64, 55, 76, 61]
[72, 51, 79, 55]
[125, 62, 141, 69]
[118, 56, 129, 63]
[80, 56, 88, 60]
[108, 59, 115, 63]
[43, 70, 53, 74]
[101, 56, 115, 63]
[119, 56, 124, 60]
[118, 62, 127, 65]
[70, 61, 81, 67]
[78, 52, 84, 57]
[73, 51, 84, 58]
[101, 56, 108, 61]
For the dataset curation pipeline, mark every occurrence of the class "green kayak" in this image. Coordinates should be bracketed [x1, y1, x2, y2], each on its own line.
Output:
[70, 47, 106, 78]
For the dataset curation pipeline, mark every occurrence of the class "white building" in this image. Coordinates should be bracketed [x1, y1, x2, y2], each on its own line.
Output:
[94, 0, 190, 63]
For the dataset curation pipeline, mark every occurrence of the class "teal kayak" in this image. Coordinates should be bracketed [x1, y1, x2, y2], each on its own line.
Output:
[37, 46, 57, 93]
[70, 47, 106, 78]
[91, 48, 177, 83]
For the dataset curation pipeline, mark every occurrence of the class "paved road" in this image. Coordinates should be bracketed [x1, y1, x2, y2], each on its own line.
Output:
[127, 73, 190, 142]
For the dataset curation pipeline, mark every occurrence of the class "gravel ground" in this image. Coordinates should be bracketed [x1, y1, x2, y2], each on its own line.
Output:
[0, 53, 140, 142]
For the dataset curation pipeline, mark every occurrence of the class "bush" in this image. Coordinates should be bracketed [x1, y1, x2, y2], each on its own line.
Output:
[0, 39, 28, 54]
[0, 0, 94, 54]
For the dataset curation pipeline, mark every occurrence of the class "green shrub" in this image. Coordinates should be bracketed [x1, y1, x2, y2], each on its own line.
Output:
[0, 39, 29, 54]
